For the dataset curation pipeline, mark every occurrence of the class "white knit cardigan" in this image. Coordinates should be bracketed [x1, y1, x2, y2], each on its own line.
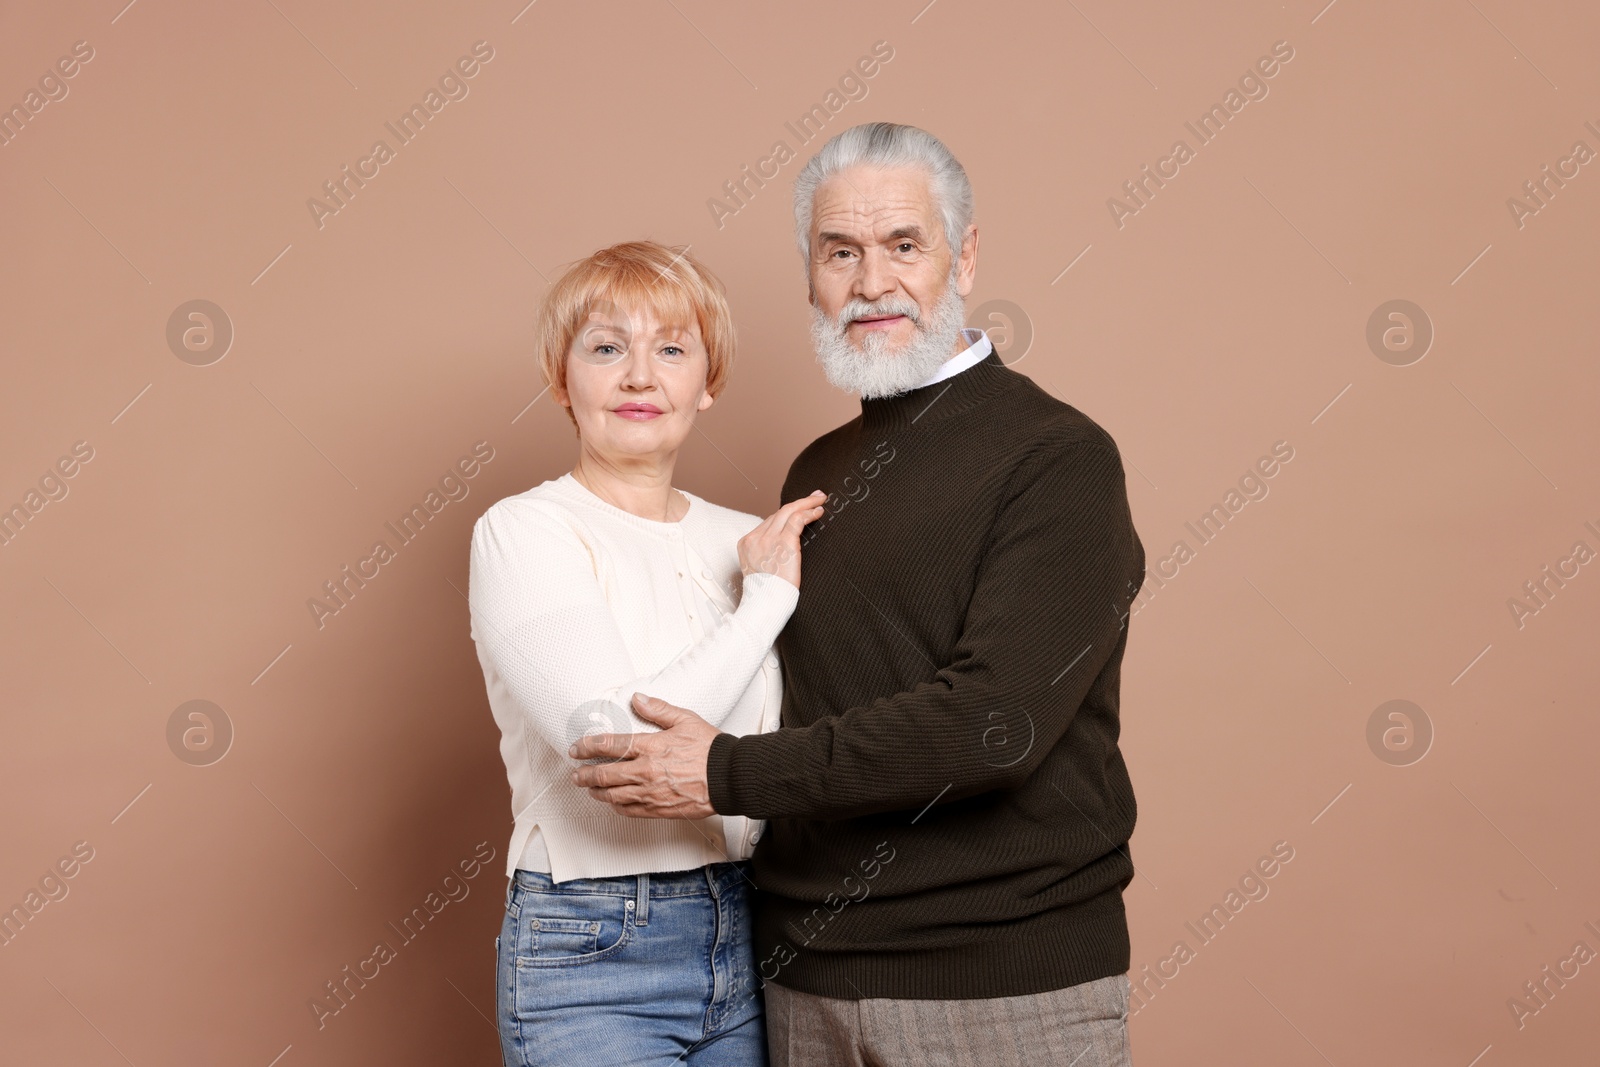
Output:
[468, 473, 797, 883]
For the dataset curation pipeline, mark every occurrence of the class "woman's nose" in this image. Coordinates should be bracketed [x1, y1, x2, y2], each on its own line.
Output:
[620, 348, 656, 387]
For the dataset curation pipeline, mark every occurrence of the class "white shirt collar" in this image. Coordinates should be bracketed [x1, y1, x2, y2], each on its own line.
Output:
[914, 327, 994, 390]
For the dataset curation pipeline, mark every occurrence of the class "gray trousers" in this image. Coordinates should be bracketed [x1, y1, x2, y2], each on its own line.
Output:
[765, 972, 1133, 1067]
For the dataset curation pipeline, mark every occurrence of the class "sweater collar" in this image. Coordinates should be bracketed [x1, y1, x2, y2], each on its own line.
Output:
[858, 344, 1015, 432]
[548, 473, 699, 537]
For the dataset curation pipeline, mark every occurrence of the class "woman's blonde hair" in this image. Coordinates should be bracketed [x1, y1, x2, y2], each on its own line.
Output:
[535, 241, 735, 430]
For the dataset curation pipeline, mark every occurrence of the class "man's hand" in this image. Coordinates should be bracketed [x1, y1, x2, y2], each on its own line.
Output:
[569, 694, 718, 819]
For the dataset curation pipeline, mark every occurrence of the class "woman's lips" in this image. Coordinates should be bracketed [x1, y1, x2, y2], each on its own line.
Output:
[613, 404, 663, 420]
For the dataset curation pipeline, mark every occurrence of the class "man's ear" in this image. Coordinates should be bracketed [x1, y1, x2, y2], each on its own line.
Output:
[955, 224, 979, 298]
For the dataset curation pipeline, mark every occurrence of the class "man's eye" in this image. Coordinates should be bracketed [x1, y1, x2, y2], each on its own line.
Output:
[897, 242, 915, 253]
[832, 248, 853, 259]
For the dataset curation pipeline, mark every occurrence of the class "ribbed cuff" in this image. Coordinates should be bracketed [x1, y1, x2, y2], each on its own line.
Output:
[706, 731, 741, 815]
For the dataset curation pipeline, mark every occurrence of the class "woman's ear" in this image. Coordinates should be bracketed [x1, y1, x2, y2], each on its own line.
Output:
[697, 388, 716, 413]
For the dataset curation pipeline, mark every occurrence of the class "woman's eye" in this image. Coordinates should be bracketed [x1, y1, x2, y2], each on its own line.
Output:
[595, 342, 620, 356]
[661, 345, 685, 358]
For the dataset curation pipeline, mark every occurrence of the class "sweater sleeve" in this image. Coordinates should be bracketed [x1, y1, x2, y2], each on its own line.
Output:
[705, 441, 1141, 820]
[468, 501, 798, 753]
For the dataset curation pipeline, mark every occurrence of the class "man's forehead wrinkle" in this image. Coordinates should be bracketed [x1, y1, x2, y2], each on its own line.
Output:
[815, 195, 923, 217]
[814, 199, 931, 241]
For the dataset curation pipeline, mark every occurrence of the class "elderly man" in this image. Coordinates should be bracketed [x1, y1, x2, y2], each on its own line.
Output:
[573, 122, 1145, 1067]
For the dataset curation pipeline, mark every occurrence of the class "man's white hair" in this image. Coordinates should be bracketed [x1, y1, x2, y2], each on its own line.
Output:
[791, 122, 974, 267]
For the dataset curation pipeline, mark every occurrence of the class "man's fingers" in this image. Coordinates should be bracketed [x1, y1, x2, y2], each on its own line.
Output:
[630, 693, 689, 727]
[587, 785, 642, 806]
[600, 797, 693, 820]
[583, 787, 646, 816]
[571, 757, 647, 788]
[583, 784, 675, 819]
[569, 731, 643, 760]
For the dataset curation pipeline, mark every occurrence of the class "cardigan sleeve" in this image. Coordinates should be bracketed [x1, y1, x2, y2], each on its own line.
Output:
[705, 441, 1142, 820]
[468, 500, 798, 754]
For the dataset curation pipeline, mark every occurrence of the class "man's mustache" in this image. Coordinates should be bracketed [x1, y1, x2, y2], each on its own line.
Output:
[834, 299, 922, 331]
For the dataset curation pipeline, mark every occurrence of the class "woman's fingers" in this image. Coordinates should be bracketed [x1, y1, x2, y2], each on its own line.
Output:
[738, 491, 826, 582]
[770, 490, 826, 528]
[771, 497, 824, 553]
[744, 495, 820, 548]
[783, 501, 825, 536]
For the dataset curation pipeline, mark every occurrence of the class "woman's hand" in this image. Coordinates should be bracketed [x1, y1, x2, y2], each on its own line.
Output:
[738, 490, 826, 589]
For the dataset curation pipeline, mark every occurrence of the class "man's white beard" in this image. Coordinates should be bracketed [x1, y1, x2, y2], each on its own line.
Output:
[810, 274, 967, 399]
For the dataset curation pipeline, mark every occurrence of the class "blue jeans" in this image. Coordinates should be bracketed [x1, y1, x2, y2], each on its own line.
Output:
[495, 861, 766, 1067]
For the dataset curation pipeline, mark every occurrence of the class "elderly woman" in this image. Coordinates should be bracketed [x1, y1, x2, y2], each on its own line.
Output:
[468, 240, 823, 1067]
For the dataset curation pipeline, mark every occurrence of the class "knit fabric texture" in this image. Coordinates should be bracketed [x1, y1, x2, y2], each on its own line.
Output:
[707, 349, 1146, 999]
[470, 473, 796, 883]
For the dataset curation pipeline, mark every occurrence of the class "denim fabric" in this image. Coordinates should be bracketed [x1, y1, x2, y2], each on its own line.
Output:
[495, 861, 765, 1066]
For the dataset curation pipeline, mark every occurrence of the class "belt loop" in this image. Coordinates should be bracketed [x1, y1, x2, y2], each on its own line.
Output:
[636, 873, 649, 926]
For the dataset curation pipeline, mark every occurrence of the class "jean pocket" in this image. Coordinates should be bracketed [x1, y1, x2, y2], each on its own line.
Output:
[532, 916, 599, 956]
[514, 891, 633, 968]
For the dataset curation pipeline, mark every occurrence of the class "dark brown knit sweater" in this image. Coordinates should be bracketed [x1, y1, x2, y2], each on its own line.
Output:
[705, 346, 1146, 1000]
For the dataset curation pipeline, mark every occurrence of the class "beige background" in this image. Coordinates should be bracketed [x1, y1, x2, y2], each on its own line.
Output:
[3, 0, 1597, 1063]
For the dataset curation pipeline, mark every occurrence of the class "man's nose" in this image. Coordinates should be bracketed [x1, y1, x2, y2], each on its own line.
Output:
[854, 249, 897, 303]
